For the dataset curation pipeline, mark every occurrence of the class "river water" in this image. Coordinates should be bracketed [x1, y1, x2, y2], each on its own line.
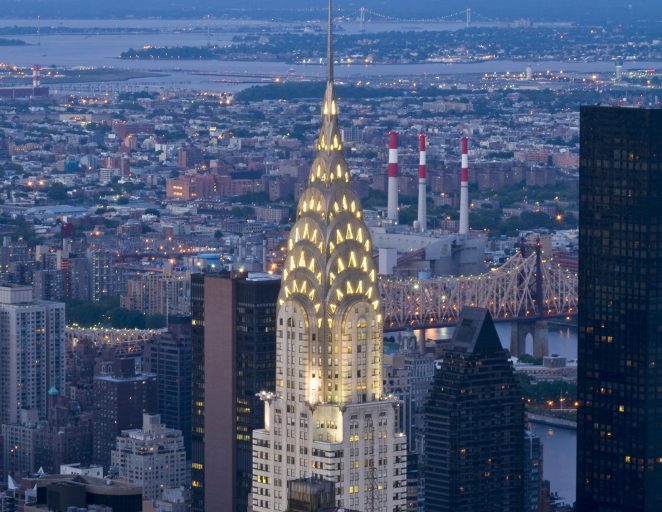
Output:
[1, 18, 660, 92]
[410, 322, 577, 505]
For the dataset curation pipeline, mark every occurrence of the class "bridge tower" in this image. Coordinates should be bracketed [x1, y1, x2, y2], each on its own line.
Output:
[359, 7, 366, 32]
[466, 7, 471, 27]
[509, 238, 549, 358]
[510, 319, 549, 358]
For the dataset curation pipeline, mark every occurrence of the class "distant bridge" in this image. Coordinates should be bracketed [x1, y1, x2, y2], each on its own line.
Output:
[378, 242, 577, 350]
[350, 7, 498, 28]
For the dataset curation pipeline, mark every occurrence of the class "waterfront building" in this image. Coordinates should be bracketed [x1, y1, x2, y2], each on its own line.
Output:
[524, 432, 544, 512]
[250, 5, 408, 510]
[576, 106, 662, 511]
[424, 308, 524, 512]
[111, 414, 187, 501]
[190, 272, 280, 512]
[0, 286, 65, 426]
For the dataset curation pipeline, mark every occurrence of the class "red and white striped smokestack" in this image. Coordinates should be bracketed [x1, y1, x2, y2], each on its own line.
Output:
[31, 65, 40, 88]
[387, 131, 399, 222]
[459, 136, 470, 235]
[417, 133, 427, 232]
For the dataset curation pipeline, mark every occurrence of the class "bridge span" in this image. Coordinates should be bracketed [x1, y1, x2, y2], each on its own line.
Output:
[378, 243, 577, 356]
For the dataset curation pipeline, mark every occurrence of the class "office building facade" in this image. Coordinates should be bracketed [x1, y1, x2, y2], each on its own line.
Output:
[424, 308, 524, 512]
[576, 106, 662, 511]
[191, 272, 280, 512]
[144, 319, 192, 456]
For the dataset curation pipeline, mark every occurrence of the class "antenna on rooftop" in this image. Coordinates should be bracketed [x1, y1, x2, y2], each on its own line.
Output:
[327, 0, 333, 83]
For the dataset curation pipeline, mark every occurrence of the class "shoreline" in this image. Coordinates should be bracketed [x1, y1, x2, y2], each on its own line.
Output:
[528, 412, 577, 430]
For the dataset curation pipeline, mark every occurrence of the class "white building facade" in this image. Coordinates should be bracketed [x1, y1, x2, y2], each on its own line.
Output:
[111, 414, 187, 500]
[251, 14, 407, 509]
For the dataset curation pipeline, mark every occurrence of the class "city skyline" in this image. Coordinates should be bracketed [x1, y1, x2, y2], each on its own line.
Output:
[0, 0, 659, 510]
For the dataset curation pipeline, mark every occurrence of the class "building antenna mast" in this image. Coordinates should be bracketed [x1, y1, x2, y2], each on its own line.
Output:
[327, 0, 334, 83]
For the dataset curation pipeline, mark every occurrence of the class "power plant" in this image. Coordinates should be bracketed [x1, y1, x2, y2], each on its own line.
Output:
[387, 130, 399, 222]
[415, 133, 427, 233]
[459, 135, 470, 236]
[371, 133, 485, 278]
[0, 64, 49, 99]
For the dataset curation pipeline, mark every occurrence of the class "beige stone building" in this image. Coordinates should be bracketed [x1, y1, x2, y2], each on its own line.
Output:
[251, 8, 407, 510]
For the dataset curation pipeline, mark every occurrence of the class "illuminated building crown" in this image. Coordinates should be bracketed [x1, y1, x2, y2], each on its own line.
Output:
[278, 0, 382, 405]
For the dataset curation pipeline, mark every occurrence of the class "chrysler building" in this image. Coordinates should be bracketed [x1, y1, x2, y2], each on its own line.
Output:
[250, 2, 407, 510]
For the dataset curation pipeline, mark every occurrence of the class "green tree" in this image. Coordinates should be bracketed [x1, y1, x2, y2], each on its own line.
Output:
[110, 308, 146, 329]
[47, 182, 69, 201]
[145, 314, 166, 329]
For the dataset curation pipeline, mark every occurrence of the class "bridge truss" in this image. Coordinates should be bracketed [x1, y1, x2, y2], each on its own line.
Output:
[378, 248, 577, 331]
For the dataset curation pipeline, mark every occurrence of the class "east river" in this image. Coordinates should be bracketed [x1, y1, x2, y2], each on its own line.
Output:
[1, 18, 661, 93]
[409, 322, 578, 505]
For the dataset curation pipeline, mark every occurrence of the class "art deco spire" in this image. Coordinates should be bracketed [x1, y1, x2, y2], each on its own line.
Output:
[327, 0, 333, 84]
[251, 6, 407, 509]
[278, 0, 382, 406]
[318, 0, 341, 160]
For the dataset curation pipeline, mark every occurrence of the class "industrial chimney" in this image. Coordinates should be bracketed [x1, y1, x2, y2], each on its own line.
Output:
[417, 133, 427, 232]
[31, 65, 41, 88]
[459, 136, 470, 235]
[387, 131, 399, 223]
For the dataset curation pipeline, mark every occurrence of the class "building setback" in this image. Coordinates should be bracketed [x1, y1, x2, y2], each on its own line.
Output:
[576, 106, 662, 511]
[191, 272, 279, 512]
[111, 414, 187, 501]
[424, 307, 524, 512]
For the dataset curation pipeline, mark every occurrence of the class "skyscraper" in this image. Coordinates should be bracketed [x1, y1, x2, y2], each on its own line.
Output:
[250, 3, 408, 510]
[191, 271, 280, 512]
[576, 106, 662, 511]
[523, 431, 544, 512]
[0, 285, 65, 426]
[92, 356, 157, 471]
[424, 308, 524, 512]
[144, 318, 192, 456]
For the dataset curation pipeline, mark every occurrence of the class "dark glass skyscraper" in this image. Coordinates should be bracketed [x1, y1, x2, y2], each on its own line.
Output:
[191, 272, 279, 512]
[144, 317, 192, 456]
[424, 307, 524, 512]
[577, 106, 662, 512]
[91, 356, 157, 471]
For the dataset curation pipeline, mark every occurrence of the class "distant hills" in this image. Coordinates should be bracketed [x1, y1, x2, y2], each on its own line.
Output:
[2, 0, 661, 22]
